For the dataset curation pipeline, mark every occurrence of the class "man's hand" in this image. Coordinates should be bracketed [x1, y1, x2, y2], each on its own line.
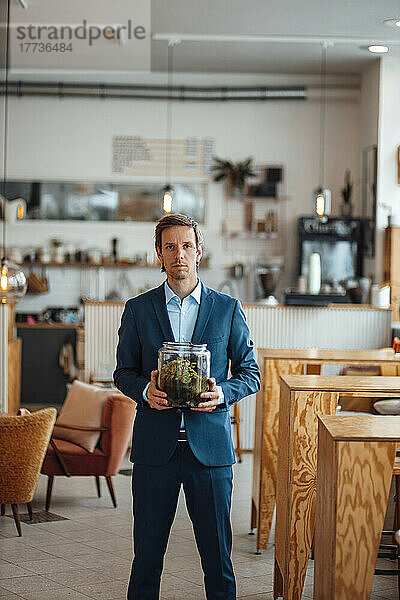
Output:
[147, 370, 172, 410]
[191, 378, 220, 413]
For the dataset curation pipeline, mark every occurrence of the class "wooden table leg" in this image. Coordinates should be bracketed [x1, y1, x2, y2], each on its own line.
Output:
[252, 359, 304, 552]
[274, 386, 339, 600]
[233, 402, 242, 463]
[314, 424, 396, 599]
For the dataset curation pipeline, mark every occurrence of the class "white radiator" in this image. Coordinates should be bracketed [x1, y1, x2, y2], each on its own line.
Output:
[84, 302, 392, 450]
[84, 302, 124, 382]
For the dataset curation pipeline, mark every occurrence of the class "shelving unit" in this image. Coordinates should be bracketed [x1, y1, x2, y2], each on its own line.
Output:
[222, 194, 289, 261]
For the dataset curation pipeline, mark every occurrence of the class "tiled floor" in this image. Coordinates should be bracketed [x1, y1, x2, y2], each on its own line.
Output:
[0, 453, 398, 599]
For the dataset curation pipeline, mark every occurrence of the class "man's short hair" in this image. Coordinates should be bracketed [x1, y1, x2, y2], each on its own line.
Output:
[154, 213, 203, 252]
[154, 214, 204, 272]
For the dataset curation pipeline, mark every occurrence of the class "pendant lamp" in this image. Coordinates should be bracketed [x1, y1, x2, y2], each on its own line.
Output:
[1, 0, 27, 303]
[313, 42, 331, 222]
[161, 41, 177, 214]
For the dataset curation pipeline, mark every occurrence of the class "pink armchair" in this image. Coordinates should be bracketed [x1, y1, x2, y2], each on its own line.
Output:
[41, 391, 136, 511]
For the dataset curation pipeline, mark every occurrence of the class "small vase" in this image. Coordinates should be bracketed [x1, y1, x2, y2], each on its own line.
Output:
[231, 184, 244, 198]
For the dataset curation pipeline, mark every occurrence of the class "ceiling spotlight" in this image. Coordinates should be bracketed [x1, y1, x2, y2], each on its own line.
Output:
[17, 0, 28, 9]
[383, 18, 400, 27]
[368, 45, 389, 53]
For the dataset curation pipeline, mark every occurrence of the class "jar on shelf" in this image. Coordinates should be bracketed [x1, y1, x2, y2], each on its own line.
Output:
[157, 342, 210, 408]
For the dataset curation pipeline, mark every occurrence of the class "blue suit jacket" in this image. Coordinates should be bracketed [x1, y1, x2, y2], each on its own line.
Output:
[113, 282, 260, 467]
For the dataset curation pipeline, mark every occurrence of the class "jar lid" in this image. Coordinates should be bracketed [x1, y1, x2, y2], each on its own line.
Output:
[162, 342, 207, 351]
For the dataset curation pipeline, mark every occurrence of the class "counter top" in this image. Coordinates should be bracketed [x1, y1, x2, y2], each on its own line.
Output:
[258, 347, 400, 363]
[243, 303, 390, 311]
[319, 414, 400, 441]
[83, 300, 124, 306]
[280, 374, 400, 392]
[16, 323, 82, 329]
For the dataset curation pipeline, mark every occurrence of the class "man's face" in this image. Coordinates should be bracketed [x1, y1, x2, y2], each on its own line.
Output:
[157, 226, 202, 282]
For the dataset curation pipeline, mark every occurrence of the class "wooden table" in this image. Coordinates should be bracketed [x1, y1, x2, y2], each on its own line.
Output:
[251, 348, 400, 552]
[314, 415, 400, 600]
[274, 375, 400, 600]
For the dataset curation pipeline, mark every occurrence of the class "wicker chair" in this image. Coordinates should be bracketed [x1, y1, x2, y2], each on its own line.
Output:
[0, 408, 57, 536]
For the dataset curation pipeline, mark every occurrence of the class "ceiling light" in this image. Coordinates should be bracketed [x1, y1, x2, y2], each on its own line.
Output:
[383, 18, 400, 27]
[368, 45, 389, 53]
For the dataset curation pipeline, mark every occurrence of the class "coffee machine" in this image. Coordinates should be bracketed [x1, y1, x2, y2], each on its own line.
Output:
[297, 216, 364, 282]
[256, 260, 283, 305]
[285, 216, 364, 306]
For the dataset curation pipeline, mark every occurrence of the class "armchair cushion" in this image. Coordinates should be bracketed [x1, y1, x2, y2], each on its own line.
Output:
[43, 439, 108, 475]
[53, 381, 115, 453]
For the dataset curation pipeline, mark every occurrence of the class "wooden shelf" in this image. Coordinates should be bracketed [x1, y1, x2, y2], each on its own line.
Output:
[222, 231, 278, 239]
[16, 323, 82, 329]
[21, 261, 160, 269]
[21, 261, 211, 269]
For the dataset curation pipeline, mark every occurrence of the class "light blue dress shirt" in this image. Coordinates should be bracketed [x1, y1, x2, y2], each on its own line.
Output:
[164, 278, 202, 344]
[143, 279, 224, 427]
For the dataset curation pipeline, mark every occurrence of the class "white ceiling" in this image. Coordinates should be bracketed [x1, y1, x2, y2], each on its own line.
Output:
[8, 0, 400, 80]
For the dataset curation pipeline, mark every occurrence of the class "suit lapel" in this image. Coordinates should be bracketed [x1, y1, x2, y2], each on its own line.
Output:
[191, 285, 215, 344]
[151, 284, 175, 341]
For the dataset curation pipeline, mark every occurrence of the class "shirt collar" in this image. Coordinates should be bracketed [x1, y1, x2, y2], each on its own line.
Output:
[164, 279, 202, 305]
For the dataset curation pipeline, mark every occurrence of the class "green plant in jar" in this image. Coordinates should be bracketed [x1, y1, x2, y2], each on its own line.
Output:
[158, 343, 211, 408]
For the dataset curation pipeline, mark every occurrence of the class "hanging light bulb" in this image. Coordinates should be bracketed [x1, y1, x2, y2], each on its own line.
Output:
[162, 185, 173, 214]
[0, 262, 7, 292]
[315, 193, 325, 218]
[313, 188, 331, 221]
[0, 259, 26, 304]
[313, 42, 332, 222]
[16, 201, 25, 220]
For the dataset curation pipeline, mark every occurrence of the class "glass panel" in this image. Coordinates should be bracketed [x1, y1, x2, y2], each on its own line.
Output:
[1, 180, 206, 223]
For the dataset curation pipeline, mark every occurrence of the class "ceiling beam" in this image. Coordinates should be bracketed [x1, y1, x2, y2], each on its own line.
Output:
[152, 33, 400, 46]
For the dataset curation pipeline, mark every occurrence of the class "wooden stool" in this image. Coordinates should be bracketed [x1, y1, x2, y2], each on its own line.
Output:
[314, 415, 400, 600]
[273, 377, 339, 599]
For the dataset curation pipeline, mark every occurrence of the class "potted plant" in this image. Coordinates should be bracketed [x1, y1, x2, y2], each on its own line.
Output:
[341, 169, 353, 216]
[211, 156, 256, 197]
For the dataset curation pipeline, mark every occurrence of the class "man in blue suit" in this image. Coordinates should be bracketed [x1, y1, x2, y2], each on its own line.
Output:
[114, 213, 260, 600]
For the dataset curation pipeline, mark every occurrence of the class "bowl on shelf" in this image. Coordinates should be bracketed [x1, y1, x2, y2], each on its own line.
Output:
[373, 399, 400, 415]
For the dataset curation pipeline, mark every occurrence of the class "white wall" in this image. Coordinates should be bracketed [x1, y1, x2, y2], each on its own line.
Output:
[4, 72, 361, 311]
[376, 56, 400, 284]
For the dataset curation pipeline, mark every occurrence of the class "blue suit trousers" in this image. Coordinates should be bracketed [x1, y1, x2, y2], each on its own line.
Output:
[127, 442, 236, 600]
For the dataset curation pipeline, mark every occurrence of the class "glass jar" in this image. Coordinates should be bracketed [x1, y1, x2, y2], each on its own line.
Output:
[157, 342, 210, 408]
